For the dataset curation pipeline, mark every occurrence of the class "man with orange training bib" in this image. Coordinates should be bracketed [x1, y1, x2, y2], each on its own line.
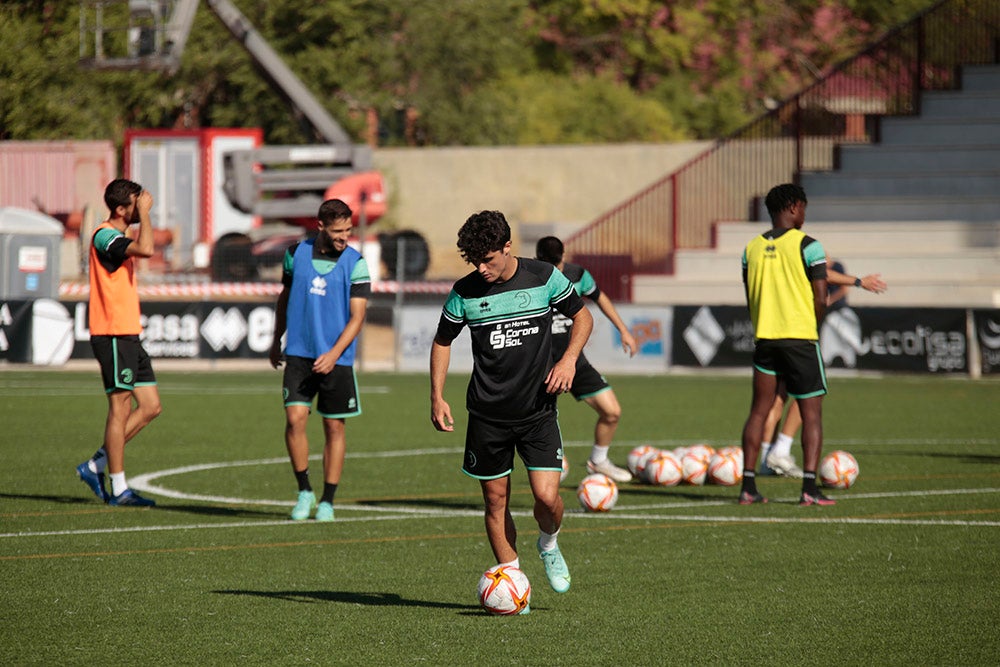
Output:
[76, 179, 162, 507]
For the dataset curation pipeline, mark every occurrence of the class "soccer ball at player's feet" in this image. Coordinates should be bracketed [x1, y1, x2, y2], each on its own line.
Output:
[477, 564, 531, 615]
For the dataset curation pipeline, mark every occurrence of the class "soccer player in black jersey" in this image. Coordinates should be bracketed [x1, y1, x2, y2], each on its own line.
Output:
[535, 236, 636, 483]
[430, 210, 593, 600]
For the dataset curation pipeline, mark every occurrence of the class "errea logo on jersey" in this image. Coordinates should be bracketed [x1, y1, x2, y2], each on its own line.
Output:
[310, 276, 327, 296]
[489, 320, 540, 349]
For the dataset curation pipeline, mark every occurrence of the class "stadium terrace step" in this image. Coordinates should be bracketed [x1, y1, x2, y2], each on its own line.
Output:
[918, 90, 1000, 118]
[805, 195, 1000, 223]
[878, 117, 1000, 146]
[961, 64, 1000, 92]
[712, 220, 1000, 254]
[835, 144, 1000, 173]
[673, 248, 999, 281]
[631, 273, 1000, 308]
[800, 170, 1000, 198]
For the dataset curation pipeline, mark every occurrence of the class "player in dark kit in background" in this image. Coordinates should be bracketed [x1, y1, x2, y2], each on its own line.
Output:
[759, 259, 887, 477]
[535, 236, 635, 483]
[76, 178, 162, 507]
[430, 211, 593, 605]
[739, 183, 834, 507]
[270, 198, 370, 522]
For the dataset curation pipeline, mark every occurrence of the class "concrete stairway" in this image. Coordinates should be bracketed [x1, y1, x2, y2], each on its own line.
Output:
[633, 64, 1000, 308]
[802, 64, 1000, 222]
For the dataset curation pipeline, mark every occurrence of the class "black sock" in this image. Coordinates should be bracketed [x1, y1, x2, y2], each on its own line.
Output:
[321, 482, 338, 505]
[295, 469, 311, 492]
[741, 470, 758, 495]
[802, 471, 819, 495]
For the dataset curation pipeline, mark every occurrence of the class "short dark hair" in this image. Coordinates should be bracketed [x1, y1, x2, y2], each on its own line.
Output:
[104, 178, 142, 212]
[457, 210, 510, 265]
[535, 236, 564, 265]
[318, 198, 353, 225]
[764, 183, 807, 220]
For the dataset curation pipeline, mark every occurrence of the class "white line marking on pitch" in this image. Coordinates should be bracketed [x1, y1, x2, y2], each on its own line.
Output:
[5, 487, 1000, 539]
[5, 445, 998, 540]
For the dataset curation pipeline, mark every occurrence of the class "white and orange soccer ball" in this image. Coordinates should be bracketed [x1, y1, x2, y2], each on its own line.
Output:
[685, 443, 716, 464]
[707, 452, 743, 486]
[717, 445, 742, 458]
[577, 473, 619, 512]
[644, 451, 683, 486]
[681, 452, 709, 485]
[477, 564, 531, 615]
[820, 450, 859, 489]
[627, 445, 660, 478]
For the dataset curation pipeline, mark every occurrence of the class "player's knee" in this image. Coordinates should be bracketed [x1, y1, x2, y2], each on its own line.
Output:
[145, 401, 163, 422]
[600, 406, 621, 425]
[533, 489, 561, 514]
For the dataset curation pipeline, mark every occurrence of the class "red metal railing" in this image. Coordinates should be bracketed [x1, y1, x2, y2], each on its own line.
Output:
[565, 0, 1000, 298]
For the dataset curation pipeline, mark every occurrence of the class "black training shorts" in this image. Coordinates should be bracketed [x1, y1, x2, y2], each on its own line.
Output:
[91, 335, 157, 393]
[462, 410, 564, 479]
[752, 339, 827, 399]
[569, 353, 611, 400]
[282, 356, 361, 418]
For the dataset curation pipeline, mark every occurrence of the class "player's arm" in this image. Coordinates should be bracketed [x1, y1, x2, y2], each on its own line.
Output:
[124, 190, 155, 258]
[269, 284, 290, 369]
[812, 278, 828, 327]
[546, 305, 593, 394]
[593, 292, 637, 357]
[430, 336, 454, 432]
[804, 239, 828, 327]
[827, 267, 887, 293]
[313, 297, 368, 375]
[269, 247, 295, 369]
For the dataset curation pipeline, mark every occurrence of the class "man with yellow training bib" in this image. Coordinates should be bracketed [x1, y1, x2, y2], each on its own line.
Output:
[739, 183, 833, 507]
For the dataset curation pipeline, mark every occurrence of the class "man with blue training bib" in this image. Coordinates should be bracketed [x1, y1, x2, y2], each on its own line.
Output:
[269, 199, 371, 521]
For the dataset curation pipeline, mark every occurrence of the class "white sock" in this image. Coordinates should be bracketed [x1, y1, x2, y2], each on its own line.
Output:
[500, 558, 520, 570]
[590, 444, 609, 464]
[88, 447, 107, 474]
[110, 472, 128, 497]
[760, 441, 773, 461]
[772, 433, 794, 458]
[537, 529, 559, 553]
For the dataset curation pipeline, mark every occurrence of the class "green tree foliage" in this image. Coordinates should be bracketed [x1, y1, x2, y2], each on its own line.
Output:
[0, 0, 937, 146]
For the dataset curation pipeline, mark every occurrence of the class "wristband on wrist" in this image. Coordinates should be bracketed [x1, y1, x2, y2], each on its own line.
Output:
[853, 277, 862, 287]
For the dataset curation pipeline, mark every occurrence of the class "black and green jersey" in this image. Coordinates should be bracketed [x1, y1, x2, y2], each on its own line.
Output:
[551, 262, 599, 358]
[436, 257, 585, 422]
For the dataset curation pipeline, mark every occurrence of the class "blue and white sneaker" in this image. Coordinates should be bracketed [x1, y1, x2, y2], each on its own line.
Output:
[315, 501, 334, 522]
[76, 462, 109, 502]
[108, 489, 156, 507]
[537, 543, 571, 593]
[758, 444, 776, 476]
[290, 490, 316, 520]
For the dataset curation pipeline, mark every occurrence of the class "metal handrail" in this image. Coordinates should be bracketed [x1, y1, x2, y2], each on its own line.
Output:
[565, 0, 1000, 291]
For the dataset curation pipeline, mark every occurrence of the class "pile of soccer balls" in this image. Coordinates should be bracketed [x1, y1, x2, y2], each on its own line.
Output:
[627, 443, 744, 488]
[571, 445, 860, 514]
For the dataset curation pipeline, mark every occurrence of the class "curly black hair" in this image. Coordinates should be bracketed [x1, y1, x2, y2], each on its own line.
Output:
[764, 183, 807, 220]
[457, 210, 511, 265]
